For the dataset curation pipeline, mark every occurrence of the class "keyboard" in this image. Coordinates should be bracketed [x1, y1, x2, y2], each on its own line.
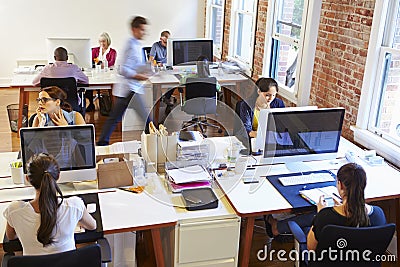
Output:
[278, 172, 335, 186]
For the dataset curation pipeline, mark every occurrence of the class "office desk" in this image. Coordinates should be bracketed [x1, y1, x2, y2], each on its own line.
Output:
[0, 186, 177, 267]
[216, 138, 400, 266]
[10, 72, 116, 132]
[149, 70, 247, 125]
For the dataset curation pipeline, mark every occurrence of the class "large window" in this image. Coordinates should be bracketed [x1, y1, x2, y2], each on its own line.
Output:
[355, 0, 400, 166]
[263, 0, 322, 104]
[228, 0, 257, 68]
[206, 0, 225, 58]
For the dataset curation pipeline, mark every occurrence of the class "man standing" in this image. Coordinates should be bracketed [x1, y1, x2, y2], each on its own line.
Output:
[149, 30, 170, 64]
[97, 16, 151, 146]
[32, 47, 89, 86]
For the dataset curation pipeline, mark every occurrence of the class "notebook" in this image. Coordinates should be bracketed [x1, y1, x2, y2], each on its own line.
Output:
[299, 186, 341, 205]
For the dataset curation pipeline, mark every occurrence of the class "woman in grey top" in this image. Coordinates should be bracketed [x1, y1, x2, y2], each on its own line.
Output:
[32, 86, 85, 127]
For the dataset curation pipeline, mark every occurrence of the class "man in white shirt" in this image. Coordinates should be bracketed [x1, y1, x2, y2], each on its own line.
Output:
[32, 47, 89, 86]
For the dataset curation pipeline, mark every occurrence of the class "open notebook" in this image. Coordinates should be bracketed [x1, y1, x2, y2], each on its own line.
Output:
[299, 186, 341, 205]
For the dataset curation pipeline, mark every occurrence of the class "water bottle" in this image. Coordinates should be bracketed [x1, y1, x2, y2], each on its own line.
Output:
[133, 157, 146, 186]
[218, 61, 223, 76]
[103, 58, 109, 72]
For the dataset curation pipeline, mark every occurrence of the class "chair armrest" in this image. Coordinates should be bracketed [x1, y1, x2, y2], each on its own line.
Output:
[97, 237, 112, 263]
[3, 233, 23, 253]
[288, 221, 307, 244]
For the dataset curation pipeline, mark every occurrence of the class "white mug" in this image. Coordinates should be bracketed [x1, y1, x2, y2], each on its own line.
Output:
[11, 167, 24, 184]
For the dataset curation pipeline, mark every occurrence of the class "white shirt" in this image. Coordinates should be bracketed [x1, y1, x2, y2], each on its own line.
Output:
[3, 196, 85, 255]
[32, 61, 89, 86]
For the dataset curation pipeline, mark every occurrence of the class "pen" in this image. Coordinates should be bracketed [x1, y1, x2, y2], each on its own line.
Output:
[333, 192, 342, 201]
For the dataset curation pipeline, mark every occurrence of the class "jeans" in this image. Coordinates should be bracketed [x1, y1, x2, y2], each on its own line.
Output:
[277, 212, 316, 234]
[97, 91, 150, 144]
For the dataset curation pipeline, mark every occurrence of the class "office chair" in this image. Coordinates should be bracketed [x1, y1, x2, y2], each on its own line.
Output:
[142, 46, 152, 61]
[180, 77, 222, 136]
[288, 221, 395, 267]
[2, 233, 111, 267]
[40, 77, 87, 116]
[3, 244, 101, 267]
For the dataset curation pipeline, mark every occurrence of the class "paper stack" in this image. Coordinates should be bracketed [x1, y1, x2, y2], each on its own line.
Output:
[177, 131, 209, 162]
[165, 165, 212, 193]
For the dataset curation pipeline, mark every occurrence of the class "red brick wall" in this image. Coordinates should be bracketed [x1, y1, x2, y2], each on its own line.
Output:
[310, 0, 375, 140]
[221, 0, 232, 60]
[214, 0, 376, 141]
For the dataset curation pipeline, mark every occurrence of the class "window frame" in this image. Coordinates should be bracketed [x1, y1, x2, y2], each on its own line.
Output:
[227, 0, 258, 70]
[262, 0, 322, 105]
[355, 0, 400, 167]
[205, 0, 225, 59]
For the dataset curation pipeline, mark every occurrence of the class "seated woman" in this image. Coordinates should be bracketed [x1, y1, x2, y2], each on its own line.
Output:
[236, 78, 285, 138]
[267, 163, 386, 240]
[32, 86, 85, 127]
[307, 163, 386, 250]
[87, 32, 117, 112]
[3, 153, 96, 255]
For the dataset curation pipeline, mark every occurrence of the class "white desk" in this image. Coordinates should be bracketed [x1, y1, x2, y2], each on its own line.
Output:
[216, 138, 400, 266]
[10, 72, 116, 131]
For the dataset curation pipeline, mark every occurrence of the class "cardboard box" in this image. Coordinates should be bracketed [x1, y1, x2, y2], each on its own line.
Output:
[97, 154, 133, 189]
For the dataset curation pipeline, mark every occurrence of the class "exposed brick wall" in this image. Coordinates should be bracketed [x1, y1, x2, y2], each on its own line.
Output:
[253, 0, 269, 78]
[214, 0, 377, 141]
[221, 0, 232, 60]
[310, 0, 375, 140]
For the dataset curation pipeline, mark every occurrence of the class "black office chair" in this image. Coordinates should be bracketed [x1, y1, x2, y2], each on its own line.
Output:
[288, 221, 395, 267]
[142, 46, 152, 61]
[3, 244, 101, 267]
[180, 77, 222, 136]
[40, 77, 87, 116]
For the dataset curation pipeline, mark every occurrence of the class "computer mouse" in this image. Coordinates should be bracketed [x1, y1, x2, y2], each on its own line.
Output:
[86, 203, 96, 214]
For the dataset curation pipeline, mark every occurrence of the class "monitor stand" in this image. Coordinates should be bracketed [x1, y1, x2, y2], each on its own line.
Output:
[285, 161, 313, 173]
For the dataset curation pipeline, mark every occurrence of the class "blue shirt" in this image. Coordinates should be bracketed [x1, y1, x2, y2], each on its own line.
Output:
[149, 41, 167, 64]
[236, 98, 285, 134]
[44, 110, 76, 126]
[117, 37, 146, 95]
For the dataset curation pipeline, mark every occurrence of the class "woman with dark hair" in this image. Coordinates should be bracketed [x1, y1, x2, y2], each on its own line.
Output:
[307, 163, 386, 250]
[236, 77, 285, 138]
[33, 86, 85, 127]
[3, 153, 96, 255]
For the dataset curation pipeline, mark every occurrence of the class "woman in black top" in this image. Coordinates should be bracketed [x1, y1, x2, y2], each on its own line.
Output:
[307, 163, 386, 250]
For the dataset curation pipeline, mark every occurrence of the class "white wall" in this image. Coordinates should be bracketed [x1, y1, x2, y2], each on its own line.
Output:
[0, 0, 205, 78]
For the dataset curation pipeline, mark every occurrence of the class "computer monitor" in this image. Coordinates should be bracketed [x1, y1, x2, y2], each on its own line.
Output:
[254, 106, 318, 152]
[20, 125, 97, 183]
[257, 107, 345, 167]
[46, 37, 92, 69]
[167, 38, 213, 66]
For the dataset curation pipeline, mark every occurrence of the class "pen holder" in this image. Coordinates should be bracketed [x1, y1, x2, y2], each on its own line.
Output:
[11, 167, 24, 184]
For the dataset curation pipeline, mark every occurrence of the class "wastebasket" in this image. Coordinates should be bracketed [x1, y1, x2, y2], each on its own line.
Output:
[7, 104, 28, 132]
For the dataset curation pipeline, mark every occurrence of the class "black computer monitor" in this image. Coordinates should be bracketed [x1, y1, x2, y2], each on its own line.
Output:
[167, 39, 213, 66]
[257, 107, 345, 166]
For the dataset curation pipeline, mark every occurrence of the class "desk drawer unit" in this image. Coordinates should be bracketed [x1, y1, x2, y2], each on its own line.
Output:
[175, 218, 240, 266]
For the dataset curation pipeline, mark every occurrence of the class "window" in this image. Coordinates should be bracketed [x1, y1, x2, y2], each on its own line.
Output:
[206, 0, 225, 58]
[228, 0, 257, 68]
[263, 0, 322, 104]
[355, 0, 400, 166]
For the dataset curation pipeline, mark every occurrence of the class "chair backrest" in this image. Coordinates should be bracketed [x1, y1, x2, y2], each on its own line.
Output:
[142, 46, 152, 61]
[185, 77, 217, 100]
[40, 77, 80, 113]
[7, 244, 102, 267]
[310, 223, 395, 267]
[182, 77, 218, 116]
